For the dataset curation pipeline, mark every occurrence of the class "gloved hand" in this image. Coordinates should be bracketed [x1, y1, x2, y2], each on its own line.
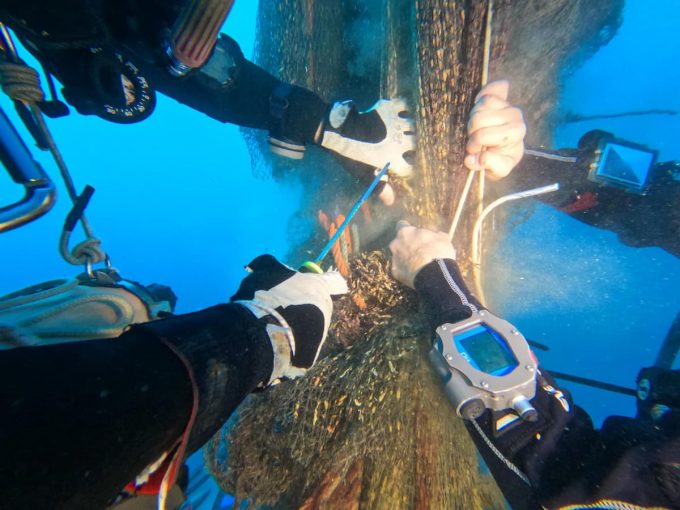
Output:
[230, 255, 348, 385]
[464, 80, 526, 180]
[389, 221, 456, 288]
[316, 98, 416, 180]
[55, 46, 156, 123]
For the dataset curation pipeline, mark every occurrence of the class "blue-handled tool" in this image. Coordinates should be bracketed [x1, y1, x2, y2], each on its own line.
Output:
[299, 162, 390, 274]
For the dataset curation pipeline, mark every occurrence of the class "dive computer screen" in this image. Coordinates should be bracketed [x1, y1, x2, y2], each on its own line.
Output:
[596, 141, 656, 191]
[455, 325, 518, 376]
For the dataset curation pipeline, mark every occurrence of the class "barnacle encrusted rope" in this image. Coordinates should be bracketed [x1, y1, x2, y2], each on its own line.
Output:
[447, 0, 494, 244]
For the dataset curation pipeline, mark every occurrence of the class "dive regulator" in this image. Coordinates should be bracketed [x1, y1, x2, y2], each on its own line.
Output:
[429, 309, 538, 421]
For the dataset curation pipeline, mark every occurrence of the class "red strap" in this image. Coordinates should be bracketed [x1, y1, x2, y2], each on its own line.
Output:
[561, 191, 599, 214]
[124, 338, 200, 505]
[123, 453, 175, 495]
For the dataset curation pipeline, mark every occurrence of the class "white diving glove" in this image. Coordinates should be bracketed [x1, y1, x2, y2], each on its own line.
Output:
[230, 255, 348, 385]
[316, 98, 416, 178]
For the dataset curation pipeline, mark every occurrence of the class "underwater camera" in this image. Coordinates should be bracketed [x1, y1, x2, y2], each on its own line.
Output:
[588, 137, 658, 194]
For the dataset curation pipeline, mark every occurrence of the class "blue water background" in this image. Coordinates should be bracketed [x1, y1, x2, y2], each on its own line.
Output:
[489, 0, 680, 426]
[1, 0, 679, 507]
[0, 2, 294, 316]
[0, 6, 265, 508]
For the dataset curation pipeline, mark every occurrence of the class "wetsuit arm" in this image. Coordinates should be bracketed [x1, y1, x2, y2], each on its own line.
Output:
[0, 303, 273, 510]
[141, 34, 329, 142]
[506, 148, 680, 258]
[413, 260, 679, 509]
[412, 258, 484, 327]
[504, 149, 588, 207]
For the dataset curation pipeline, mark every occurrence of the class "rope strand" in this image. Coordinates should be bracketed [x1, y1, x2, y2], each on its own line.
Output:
[448, 0, 494, 303]
[0, 22, 106, 270]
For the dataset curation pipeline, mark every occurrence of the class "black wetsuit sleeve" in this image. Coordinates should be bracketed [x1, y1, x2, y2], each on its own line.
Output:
[412, 258, 484, 329]
[0, 303, 272, 510]
[141, 44, 329, 143]
[413, 259, 680, 509]
[506, 151, 680, 258]
[0, 2, 329, 143]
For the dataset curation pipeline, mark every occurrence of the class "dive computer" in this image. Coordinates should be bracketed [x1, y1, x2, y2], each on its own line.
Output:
[429, 309, 538, 421]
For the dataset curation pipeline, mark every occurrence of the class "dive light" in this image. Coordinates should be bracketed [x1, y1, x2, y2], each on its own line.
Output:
[166, 0, 236, 76]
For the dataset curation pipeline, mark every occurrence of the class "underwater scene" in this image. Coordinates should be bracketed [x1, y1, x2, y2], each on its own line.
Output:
[0, 0, 678, 509]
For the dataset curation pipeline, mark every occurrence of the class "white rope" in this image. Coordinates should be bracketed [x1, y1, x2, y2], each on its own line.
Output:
[448, 169, 477, 240]
[447, 0, 494, 244]
[525, 148, 577, 163]
[471, 183, 559, 301]
[480, 0, 494, 88]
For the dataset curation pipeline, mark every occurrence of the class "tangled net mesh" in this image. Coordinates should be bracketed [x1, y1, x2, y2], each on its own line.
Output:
[206, 252, 506, 509]
[210, 0, 625, 508]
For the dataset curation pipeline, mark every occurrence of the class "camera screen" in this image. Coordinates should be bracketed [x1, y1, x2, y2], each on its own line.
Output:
[458, 326, 517, 376]
[597, 142, 656, 190]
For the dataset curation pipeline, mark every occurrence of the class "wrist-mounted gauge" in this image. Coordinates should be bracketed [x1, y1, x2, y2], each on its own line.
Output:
[429, 309, 538, 421]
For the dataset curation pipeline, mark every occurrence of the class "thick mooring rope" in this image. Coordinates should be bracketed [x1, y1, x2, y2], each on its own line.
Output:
[448, 0, 494, 302]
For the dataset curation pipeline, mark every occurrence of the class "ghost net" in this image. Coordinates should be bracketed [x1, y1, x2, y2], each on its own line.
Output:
[207, 1, 623, 508]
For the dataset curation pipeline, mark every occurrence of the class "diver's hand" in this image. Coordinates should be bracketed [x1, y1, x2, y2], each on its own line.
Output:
[318, 98, 415, 182]
[464, 80, 526, 180]
[389, 221, 456, 289]
[231, 255, 348, 384]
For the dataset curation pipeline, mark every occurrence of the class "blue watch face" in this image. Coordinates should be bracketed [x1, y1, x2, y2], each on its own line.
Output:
[454, 325, 518, 376]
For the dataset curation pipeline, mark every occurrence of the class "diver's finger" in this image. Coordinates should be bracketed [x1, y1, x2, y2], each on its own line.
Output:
[475, 80, 510, 103]
[468, 105, 524, 135]
[465, 143, 523, 177]
[389, 237, 401, 257]
[466, 121, 527, 154]
[379, 183, 396, 206]
[464, 152, 484, 172]
[479, 144, 524, 180]
[469, 94, 511, 116]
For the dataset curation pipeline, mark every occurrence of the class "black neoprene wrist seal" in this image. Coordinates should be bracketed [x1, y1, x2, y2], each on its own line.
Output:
[413, 258, 484, 332]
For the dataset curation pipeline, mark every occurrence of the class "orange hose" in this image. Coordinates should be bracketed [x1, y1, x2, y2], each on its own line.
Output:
[352, 294, 367, 310]
[327, 223, 349, 277]
[318, 210, 331, 231]
[360, 201, 372, 224]
[334, 213, 353, 255]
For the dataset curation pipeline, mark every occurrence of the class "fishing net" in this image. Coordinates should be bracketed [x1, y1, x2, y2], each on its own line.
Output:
[212, 1, 624, 507]
[207, 252, 506, 508]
